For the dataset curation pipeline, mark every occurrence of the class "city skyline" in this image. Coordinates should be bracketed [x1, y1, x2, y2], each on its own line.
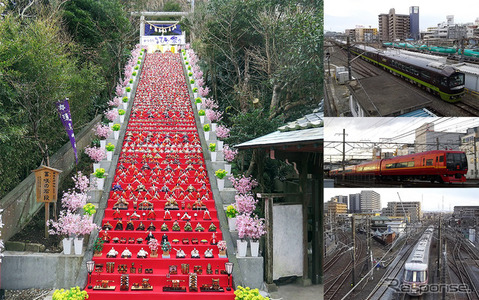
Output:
[325, 0, 479, 33]
[324, 188, 479, 212]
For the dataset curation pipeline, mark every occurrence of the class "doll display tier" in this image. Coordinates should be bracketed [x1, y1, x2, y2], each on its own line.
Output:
[88, 52, 234, 300]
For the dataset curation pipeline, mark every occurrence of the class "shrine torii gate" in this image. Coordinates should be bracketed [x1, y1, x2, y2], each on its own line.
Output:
[131, 11, 189, 52]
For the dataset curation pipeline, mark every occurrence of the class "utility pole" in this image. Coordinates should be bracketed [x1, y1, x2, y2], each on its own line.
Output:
[367, 217, 373, 280]
[436, 137, 440, 150]
[474, 137, 478, 179]
[343, 128, 346, 175]
[437, 217, 442, 278]
[442, 241, 447, 300]
[351, 216, 356, 287]
[347, 36, 352, 80]
[335, 129, 348, 181]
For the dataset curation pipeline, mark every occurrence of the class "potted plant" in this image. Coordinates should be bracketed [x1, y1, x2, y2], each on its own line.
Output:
[122, 96, 129, 109]
[118, 109, 126, 123]
[94, 168, 107, 190]
[223, 145, 238, 174]
[126, 86, 131, 97]
[93, 237, 104, 256]
[132, 71, 137, 77]
[105, 109, 118, 128]
[215, 169, 228, 190]
[195, 97, 202, 110]
[185, 61, 189, 65]
[47, 210, 79, 254]
[74, 215, 98, 255]
[93, 124, 112, 149]
[190, 78, 195, 85]
[105, 143, 115, 161]
[161, 240, 171, 258]
[235, 214, 250, 257]
[134, 65, 139, 70]
[216, 125, 230, 152]
[188, 65, 191, 70]
[198, 109, 206, 124]
[84, 146, 106, 172]
[188, 71, 193, 77]
[206, 109, 223, 132]
[247, 215, 266, 257]
[209, 143, 217, 162]
[148, 238, 159, 257]
[226, 205, 238, 231]
[203, 123, 211, 140]
[112, 124, 121, 140]
[52, 286, 88, 300]
[83, 203, 97, 216]
[129, 78, 133, 84]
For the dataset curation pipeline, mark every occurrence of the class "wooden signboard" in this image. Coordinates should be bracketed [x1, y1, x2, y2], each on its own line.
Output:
[32, 166, 62, 238]
[32, 166, 62, 203]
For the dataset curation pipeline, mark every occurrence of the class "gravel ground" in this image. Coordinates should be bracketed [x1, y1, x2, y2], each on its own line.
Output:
[5, 289, 52, 300]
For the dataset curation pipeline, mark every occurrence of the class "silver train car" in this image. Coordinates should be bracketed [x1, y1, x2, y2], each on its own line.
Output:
[402, 226, 434, 295]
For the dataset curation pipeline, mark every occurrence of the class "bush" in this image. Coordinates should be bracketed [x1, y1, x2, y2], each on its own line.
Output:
[52, 286, 88, 300]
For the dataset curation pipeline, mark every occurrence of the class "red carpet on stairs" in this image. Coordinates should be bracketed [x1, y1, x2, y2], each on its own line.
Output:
[87, 52, 235, 300]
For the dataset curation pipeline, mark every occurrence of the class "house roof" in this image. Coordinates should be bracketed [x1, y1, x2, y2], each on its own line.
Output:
[235, 104, 323, 152]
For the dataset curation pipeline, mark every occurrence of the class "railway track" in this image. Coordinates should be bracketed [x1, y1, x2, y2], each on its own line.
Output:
[454, 101, 479, 116]
[446, 233, 479, 300]
[366, 230, 426, 300]
[324, 234, 366, 300]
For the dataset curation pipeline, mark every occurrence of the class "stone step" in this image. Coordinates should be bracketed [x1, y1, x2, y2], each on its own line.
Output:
[219, 188, 236, 204]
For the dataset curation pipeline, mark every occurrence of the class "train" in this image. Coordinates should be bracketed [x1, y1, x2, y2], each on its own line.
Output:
[329, 150, 468, 183]
[402, 226, 434, 296]
[382, 42, 479, 59]
[335, 40, 465, 102]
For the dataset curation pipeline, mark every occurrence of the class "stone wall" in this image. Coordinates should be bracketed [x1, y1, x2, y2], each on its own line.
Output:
[1, 251, 83, 289]
[0, 115, 102, 242]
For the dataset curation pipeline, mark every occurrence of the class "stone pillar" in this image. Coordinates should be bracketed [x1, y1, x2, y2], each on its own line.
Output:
[140, 15, 145, 45]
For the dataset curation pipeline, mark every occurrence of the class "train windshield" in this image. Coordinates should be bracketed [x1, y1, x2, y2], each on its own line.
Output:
[446, 153, 467, 170]
[449, 73, 464, 87]
[404, 270, 427, 283]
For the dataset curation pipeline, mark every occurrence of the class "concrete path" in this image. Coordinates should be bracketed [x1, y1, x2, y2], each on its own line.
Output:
[270, 283, 323, 300]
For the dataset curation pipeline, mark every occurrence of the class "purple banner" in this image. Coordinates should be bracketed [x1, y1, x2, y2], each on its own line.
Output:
[56, 98, 78, 164]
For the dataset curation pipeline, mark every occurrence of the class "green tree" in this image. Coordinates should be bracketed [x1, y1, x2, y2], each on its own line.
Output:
[0, 14, 103, 197]
[63, 0, 134, 102]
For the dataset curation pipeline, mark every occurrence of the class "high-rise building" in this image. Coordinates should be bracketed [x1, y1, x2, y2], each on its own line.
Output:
[378, 8, 412, 41]
[382, 201, 422, 222]
[409, 6, 420, 40]
[415, 123, 465, 152]
[360, 190, 381, 212]
[349, 193, 361, 213]
[325, 199, 348, 219]
[334, 195, 348, 205]
[378, 13, 389, 41]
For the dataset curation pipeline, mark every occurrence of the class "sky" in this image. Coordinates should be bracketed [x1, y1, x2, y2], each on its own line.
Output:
[324, 117, 479, 161]
[324, 0, 479, 33]
[324, 188, 479, 212]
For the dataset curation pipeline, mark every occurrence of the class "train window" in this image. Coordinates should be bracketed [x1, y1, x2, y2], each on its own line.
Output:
[422, 158, 425, 166]
[449, 73, 464, 87]
[421, 71, 430, 80]
[386, 164, 393, 169]
[440, 77, 447, 87]
[436, 156, 438, 162]
[426, 159, 433, 166]
[439, 156, 444, 162]
[407, 161, 414, 167]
